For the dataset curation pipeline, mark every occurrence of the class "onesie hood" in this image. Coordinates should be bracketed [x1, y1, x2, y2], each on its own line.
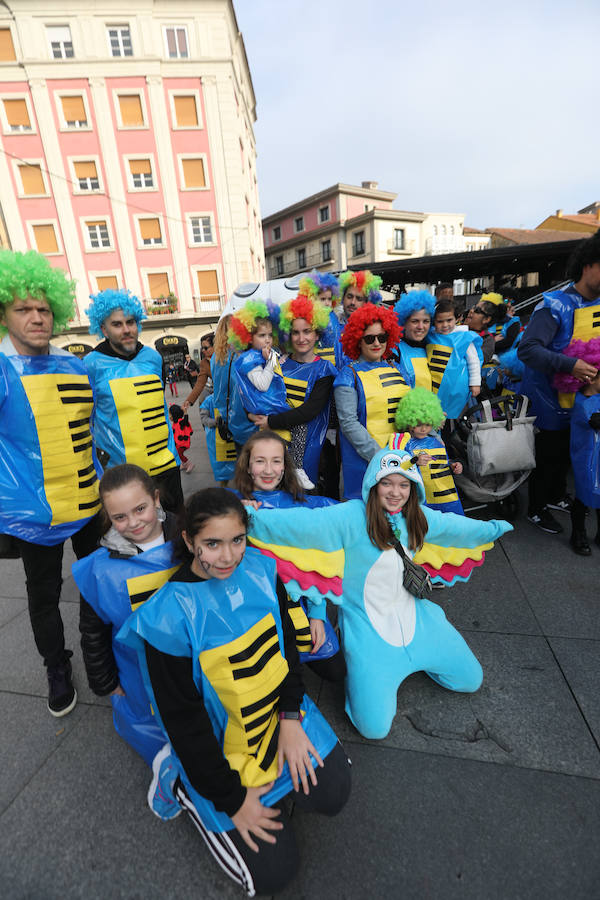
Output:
[362, 448, 426, 504]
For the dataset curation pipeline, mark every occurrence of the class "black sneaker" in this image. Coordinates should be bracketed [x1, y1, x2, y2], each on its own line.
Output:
[526, 508, 563, 534]
[47, 652, 77, 717]
[570, 531, 591, 556]
[547, 495, 573, 513]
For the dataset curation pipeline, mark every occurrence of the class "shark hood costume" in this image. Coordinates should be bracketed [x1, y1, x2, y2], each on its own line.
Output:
[247, 449, 512, 739]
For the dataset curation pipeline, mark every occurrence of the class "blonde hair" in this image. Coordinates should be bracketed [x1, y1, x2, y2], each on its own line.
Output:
[214, 315, 231, 364]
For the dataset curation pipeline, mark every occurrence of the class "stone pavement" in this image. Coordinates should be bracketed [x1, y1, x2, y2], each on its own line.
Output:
[1, 394, 599, 898]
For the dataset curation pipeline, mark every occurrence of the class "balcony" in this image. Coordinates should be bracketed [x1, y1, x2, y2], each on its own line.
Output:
[267, 248, 336, 279]
[143, 295, 179, 316]
[192, 294, 225, 314]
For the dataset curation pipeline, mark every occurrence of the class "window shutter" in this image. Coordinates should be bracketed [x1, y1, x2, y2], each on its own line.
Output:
[119, 95, 143, 126]
[61, 95, 86, 122]
[139, 218, 161, 240]
[129, 158, 151, 175]
[96, 275, 118, 291]
[73, 160, 97, 179]
[0, 29, 16, 61]
[174, 95, 198, 127]
[196, 269, 219, 298]
[148, 272, 170, 298]
[3, 98, 30, 127]
[181, 158, 206, 188]
[19, 164, 45, 195]
[32, 224, 58, 254]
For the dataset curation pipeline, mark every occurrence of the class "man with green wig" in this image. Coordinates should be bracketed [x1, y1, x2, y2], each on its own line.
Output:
[0, 250, 103, 716]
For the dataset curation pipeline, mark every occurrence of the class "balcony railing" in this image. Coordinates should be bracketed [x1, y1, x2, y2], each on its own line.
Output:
[192, 294, 225, 313]
[267, 249, 336, 279]
[143, 296, 179, 316]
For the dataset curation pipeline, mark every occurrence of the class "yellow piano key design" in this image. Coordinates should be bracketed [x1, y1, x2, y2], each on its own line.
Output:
[109, 375, 176, 475]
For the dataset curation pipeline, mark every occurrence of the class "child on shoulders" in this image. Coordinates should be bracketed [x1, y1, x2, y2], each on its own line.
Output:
[430, 299, 482, 417]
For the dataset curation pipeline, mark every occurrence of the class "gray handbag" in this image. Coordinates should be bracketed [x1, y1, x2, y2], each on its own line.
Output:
[467, 396, 536, 477]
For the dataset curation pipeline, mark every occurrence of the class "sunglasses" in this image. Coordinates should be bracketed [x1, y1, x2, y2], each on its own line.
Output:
[471, 307, 486, 315]
[362, 331, 389, 345]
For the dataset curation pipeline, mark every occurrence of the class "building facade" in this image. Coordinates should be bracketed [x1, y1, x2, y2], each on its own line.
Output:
[262, 181, 468, 280]
[0, 0, 263, 350]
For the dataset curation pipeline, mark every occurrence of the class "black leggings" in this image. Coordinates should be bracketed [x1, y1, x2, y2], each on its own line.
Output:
[528, 427, 571, 515]
[177, 741, 351, 896]
[571, 497, 600, 535]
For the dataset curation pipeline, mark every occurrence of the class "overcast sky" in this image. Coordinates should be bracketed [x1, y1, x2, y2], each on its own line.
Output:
[235, 0, 599, 230]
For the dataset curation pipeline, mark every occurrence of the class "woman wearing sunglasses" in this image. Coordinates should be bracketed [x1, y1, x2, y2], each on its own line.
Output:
[465, 299, 497, 363]
[334, 303, 408, 498]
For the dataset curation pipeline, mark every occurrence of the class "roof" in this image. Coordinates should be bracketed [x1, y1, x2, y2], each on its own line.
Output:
[261, 182, 397, 224]
[463, 226, 487, 235]
[486, 227, 584, 245]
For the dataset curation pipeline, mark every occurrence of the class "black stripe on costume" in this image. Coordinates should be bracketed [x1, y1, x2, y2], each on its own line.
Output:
[70, 429, 88, 442]
[147, 442, 169, 456]
[133, 378, 158, 387]
[247, 725, 269, 747]
[232, 641, 280, 680]
[428, 365, 447, 374]
[429, 468, 451, 479]
[241, 685, 281, 718]
[78, 462, 95, 477]
[129, 588, 155, 607]
[78, 499, 101, 511]
[258, 722, 280, 772]
[79, 474, 98, 489]
[57, 383, 92, 392]
[73, 440, 93, 453]
[142, 412, 165, 423]
[432, 487, 458, 498]
[136, 387, 163, 396]
[59, 396, 93, 405]
[229, 625, 278, 664]
[144, 421, 166, 432]
[148, 460, 176, 474]
[69, 417, 91, 429]
[244, 708, 273, 734]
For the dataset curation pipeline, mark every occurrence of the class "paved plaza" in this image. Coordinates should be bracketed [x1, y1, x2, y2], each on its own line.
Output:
[2, 391, 599, 899]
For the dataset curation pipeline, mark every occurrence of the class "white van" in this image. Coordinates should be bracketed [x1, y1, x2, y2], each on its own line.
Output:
[220, 274, 306, 318]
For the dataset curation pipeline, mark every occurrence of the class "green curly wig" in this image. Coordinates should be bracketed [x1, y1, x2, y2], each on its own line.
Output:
[0, 250, 75, 336]
[395, 387, 445, 431]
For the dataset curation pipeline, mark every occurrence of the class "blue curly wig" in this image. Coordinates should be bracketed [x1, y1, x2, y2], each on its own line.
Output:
[394, 289, 436, 325]
[86, 289, 146, 337]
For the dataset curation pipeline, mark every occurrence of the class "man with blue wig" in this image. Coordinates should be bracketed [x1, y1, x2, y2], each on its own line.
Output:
[84, 289, 183, 511]
[0, 250, 103, 717]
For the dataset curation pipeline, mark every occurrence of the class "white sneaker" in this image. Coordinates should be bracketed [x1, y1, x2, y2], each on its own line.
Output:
[295, 467, 315, 490]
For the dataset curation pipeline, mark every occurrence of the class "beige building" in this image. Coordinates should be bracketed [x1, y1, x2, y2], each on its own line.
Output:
[262, 181, 471, 279]
[0, 0, 263, 354]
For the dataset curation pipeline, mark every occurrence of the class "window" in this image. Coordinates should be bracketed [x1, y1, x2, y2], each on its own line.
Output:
[393, 228, 405, 250]
[138, 218, 163, 246]
[164, 26, 188, 58]
[86, 220, 111, 249]
[294, 216, 304, 233]
[73, 161, 99, 191]
[148, 272, 171, 299]
[181, 157, 206, 189]
[319, 205, 330, 223]
[107, 26, 132, 57]
[18, 163, 46, 196]
[173, 95, 198, 127]
[128, 158, 153, 189]
[60, 95, 87, 128]
[189, 216, 213, 244]
[275, 255, 283, 276]
[321, 239, 331, 262]
[118, 94, 144, 127]
[297, 248, 306, 269]
[433, 225, 438, 236]
[352, 231, 365, 256]
[196, 269, 219, 299]
[441, 225, 447, 236]
[47, 26, 74, 59]
[450, 226, 455, 235]
[0, 28, 16, 61]
[96, 275, 118, 291]
[272, 225, 281, 241]
[3, 98, 32, 132]
[32, 224, 59, 254]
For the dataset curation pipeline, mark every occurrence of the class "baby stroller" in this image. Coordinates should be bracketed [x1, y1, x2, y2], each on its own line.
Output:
[446, 395, 536, 520]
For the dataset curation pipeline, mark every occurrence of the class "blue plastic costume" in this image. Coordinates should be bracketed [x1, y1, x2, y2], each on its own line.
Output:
[0, 347, 102, 544]
[200, 394, 236, 482]
[389, 431, 464, 514]
[521, 284, 600, 430]
[233, 349, 290, 417]
[392, 342, 433, 391]
[426, 330, 483, 418]
[247, 449, 512, 739]
[570, 393, 600, 508]
[211, 351, 255, 447]
[316, 310, 346, 369]
[84, 346, 178, 474]
[118, 548, 338, 832]
[334, 359, 410, 499]
[72, 543, 179, 765]
[279, 355, 337, 483]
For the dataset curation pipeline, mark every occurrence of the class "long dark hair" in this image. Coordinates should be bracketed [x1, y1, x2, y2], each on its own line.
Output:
[234, 430, 305, 501]
[366, 480, 428, 552]
[174, 488, 248, 561]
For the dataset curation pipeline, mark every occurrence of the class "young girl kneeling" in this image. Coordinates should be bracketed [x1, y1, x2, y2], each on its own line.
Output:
[118, 488, 351, 897]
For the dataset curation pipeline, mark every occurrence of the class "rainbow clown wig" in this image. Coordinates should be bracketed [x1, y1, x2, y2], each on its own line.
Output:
[279, 295, 330, 343]
[340, 302, 401, 361]
[338, 270, 382, 304]
[395, 387, 445, 432]
[553, 337, 600, 394]
[0, 249, 75, 336]
[394, 289, 436, 326]
[227, 298, 281, 352]
[298, 270, 341, 306]
[86, 289, 146, 337]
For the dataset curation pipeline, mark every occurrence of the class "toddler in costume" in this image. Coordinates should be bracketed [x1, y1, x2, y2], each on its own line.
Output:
[430, 299, 482, 415]
[554, 338, 600, 556]
[169, 404, 194, 473]
[389, 387, 464, 515]
[229, 300, 314, 489]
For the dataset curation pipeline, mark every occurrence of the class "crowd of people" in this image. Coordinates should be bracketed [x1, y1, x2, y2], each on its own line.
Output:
[1, 228, 599, 896]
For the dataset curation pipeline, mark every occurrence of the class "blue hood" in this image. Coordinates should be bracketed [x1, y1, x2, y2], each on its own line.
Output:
[361, 448, 426, 505]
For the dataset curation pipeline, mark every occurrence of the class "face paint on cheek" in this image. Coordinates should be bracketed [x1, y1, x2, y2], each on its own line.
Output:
[195, 545, 212, 575]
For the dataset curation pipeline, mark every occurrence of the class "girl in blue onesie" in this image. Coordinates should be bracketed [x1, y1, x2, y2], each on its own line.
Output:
[246, 448, 512, 741]
[118, 488, 351, 897]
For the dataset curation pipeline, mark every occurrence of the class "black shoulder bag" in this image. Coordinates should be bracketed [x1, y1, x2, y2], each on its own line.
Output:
[216, 355, 235, 443]
[392, 539, 433, 597]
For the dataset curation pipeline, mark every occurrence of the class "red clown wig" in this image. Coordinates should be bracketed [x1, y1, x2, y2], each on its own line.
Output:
[341, 303, 401, 360]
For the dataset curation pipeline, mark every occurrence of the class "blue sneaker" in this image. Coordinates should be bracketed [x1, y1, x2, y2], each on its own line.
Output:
[148, 744, 182, 821]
